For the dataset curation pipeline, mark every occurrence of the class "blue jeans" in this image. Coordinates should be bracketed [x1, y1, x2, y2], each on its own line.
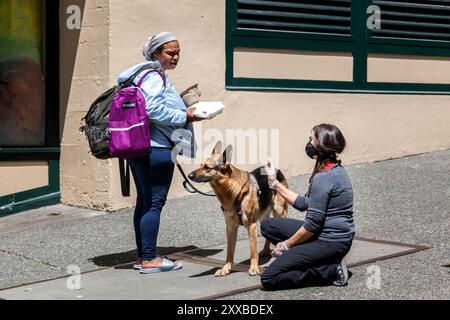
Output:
[260, 217, 353, 290]
[129, 147, 174, 261]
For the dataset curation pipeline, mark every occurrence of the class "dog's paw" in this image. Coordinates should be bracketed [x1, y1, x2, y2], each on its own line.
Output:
[215, 267, 231, 277]
[248, 266, 260, 276]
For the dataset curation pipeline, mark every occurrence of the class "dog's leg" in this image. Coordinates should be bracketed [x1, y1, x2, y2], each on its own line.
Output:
[215, 220, 238, 277]
[247, 222, 260, 276]
[259, 239, 271, 257]
[273, 194, 288, 218]
[259, 194, 288, 257]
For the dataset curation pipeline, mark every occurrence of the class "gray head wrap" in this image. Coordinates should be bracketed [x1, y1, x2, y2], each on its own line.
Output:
[142, 32, 178, 61]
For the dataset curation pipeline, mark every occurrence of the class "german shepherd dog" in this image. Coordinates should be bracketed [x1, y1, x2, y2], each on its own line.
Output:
[188, 141, 288, 276]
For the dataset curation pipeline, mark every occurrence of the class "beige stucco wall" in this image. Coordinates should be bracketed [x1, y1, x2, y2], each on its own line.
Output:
[234, 48, 353, 81]
[368, 54, 450, 84]
[0, 162, 48, 196]
[59, 0, 450, 211]
[60, 0, 114, 210]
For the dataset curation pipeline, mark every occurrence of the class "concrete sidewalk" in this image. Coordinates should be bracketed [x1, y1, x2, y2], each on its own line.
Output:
[0, 149, 449, 299]
[0, 236, 427, 300]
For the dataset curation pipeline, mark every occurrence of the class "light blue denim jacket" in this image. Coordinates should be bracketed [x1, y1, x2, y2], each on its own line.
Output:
[117, 61, 190, 149]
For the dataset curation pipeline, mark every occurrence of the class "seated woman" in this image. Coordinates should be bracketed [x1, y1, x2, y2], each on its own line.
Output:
[261, 123, 355, 290]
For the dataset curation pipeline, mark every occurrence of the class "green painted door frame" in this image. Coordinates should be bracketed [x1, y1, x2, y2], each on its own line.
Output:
[0, 155, 60, 218]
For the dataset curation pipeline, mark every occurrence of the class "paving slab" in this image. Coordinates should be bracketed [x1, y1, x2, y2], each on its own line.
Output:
[0, 204, 107, 235]
[0, 261, 259, 300]
[0, 251, 66, 290]
[0, 236, 426, 300]
[0, 212, 136, 274]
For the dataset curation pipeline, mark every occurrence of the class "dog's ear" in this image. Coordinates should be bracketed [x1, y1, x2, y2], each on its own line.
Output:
[220, 145, 233, 165]
[211, 141, 222, 156]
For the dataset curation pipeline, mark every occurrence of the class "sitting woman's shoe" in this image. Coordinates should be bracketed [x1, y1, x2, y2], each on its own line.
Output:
[333, 260, 349, 286]
[140, 258, 183, 274]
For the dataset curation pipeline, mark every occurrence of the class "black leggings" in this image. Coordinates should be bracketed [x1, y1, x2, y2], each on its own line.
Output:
[260, 217, 353, 291]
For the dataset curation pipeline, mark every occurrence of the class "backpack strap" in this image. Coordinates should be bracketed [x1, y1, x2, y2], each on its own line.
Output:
[121, 64, 154, 87]
[119, 159, 130, 197]
[136, 69, 166, 88]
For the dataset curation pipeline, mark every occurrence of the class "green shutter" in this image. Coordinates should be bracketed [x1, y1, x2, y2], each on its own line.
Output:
[237, 0, 352, 36]
[226, 0, 450, 93]
[372, 0, 450, 42]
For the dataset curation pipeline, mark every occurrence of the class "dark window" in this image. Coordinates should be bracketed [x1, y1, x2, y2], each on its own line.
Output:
[0, 0, 60, 217]
[0, 0, 45, 146]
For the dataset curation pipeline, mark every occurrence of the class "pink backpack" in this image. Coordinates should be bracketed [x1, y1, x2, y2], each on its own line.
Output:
[108, 68, 165, 160]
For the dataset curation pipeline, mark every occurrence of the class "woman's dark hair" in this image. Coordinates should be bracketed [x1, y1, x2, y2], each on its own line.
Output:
[309, 123, 346, 183]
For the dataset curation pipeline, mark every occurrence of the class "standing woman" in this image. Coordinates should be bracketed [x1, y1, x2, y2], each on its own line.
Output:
[262, 124, 355, 290]
[117, 32, 203, 274]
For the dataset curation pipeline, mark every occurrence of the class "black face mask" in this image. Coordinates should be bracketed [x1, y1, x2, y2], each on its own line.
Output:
[305, 142, 336, 160]
[305, 142, 320, 159]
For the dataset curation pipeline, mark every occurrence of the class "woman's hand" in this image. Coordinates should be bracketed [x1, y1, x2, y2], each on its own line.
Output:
[265, 159, 301, 207]
[186, 106, 204, 123]
[272, 241, 289, 258]
[265, 158, 280, 189]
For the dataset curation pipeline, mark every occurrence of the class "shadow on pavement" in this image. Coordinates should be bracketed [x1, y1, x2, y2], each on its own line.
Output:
[89, 245, 198, 268]
[181, 248, 223, 257]
[189, 267, 223, 278]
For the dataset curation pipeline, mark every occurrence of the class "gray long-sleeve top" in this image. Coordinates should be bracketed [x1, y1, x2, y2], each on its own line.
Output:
[294, 163, 355, 242]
